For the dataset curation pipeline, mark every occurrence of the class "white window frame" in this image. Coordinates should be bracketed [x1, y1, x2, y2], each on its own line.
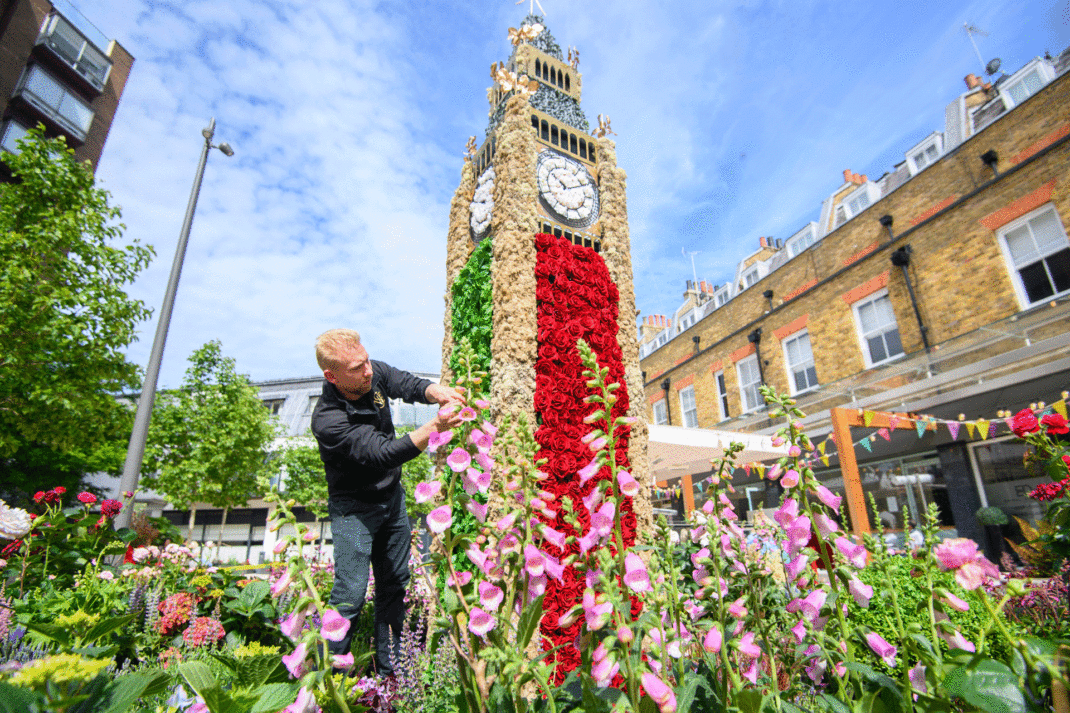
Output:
[679, 385, 698, 428]
[15, 65, 95, 140]
[740, 266, 759, 290]
[652, 399, 668, 425]
[714, 287, 730, 307]
[781, 329, 819, 395]
[37, 12, 112, 91]
[905, 132, 943, 176]
[786, 223, 817, 258]
[736, 354, 763, 413]
[995, 204, 1070, 309]
[677, 309, 696, 333]
[714, 369, 729, 421]
[998, 60, 1054, 109]
[841, 183, 879, 220]
[851, 288, 906, 367]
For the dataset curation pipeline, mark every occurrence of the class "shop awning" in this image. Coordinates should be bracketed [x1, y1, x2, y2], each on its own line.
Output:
[647, 424, 790, 483]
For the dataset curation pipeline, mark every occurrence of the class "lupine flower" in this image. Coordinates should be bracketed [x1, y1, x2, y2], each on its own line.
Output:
[320, 609, 350, 642]
[282, 642, 308, 678]
[865, 632, 897, 667]
[849, 578, 874, 607]
[427, 506, 453, 534]
[815, 484, 842, 510]
[414, 480, 442, 503]
[623, 553, 652, 592]
[641, 672, 677, 713]
[446, 448, 471, 472]
[478, 581, 504, 610]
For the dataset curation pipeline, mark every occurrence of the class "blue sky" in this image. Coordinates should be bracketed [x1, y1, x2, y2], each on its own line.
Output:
[73, 0, 1069, 387]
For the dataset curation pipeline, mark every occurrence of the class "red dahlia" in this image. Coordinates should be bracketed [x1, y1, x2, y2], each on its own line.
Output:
[1011, 408, 1040, 437]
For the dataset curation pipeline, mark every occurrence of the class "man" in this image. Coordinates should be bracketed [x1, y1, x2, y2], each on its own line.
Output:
[311, 328, 462, 676]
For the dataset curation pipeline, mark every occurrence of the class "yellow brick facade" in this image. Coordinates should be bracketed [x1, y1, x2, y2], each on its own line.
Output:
[642, 71, 1070, 426]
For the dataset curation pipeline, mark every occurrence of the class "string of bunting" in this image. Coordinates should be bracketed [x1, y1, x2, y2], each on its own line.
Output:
[731, 392, 1070, 475]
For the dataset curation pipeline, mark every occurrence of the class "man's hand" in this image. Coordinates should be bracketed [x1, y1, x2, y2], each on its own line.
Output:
[425, 383, 464, 407]
[408, 399, 466, 452]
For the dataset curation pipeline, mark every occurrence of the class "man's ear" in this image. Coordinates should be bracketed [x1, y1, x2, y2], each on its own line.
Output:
[323, 369, 337, 385]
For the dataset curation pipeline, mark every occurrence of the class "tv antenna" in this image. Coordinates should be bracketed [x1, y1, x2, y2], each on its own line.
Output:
[963, 23, 991, 77]
[682, 247, 700, 289]
[516, 0, 546, 16]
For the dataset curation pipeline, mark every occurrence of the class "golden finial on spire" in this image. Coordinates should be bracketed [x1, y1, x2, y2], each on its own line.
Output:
[594, 114, 615, 138]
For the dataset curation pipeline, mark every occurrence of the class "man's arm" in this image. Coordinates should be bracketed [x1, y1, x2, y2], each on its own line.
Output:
[425, 382, 464, 406]
[408, 407, 464, 451]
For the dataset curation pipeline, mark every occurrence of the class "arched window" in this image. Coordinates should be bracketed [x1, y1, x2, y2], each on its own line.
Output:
[541, 120, 549, 141]
[531, 115, 539, 131]
[490, 137, 496, 156]
[589, 145, 596, 163]
[579, 139, 587, 160]
[569, 133, 577, 154]
[565, 73, 570, 91]
[550, 125, 559, 146]
[535, 59, 541, 78]
[543, 63, 549, 81]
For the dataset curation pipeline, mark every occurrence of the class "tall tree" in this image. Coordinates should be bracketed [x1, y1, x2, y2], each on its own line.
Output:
[0, 127, 153, 498]
[143, 341, 279, 545]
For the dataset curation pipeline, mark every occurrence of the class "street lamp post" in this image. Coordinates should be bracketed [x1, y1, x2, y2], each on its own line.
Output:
[114, 118, 234, 531]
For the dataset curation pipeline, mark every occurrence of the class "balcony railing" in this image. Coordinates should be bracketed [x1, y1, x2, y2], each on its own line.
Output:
[14, 65, 94, 142]
[36, 12, 111, 92]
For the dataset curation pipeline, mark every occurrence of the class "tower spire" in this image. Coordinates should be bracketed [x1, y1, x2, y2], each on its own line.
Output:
[515, 0, 546, 17]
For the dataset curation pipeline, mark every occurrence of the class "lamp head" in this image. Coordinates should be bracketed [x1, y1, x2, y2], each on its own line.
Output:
[217, 142, 234, 157]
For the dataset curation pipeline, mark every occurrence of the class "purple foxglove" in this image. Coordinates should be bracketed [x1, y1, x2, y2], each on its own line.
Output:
[774, 498, 799, 528]
[617, 470, 639, 497]
[468, 607, 496, 637]
[458, 406, 477, 422]
[791, 619, 807, 643]
[909, 663, 927, 693]
[427, 430, 453, 454]
[592, 656, 619, 687]
[527, 573, 548, 599]
[578, 529, 601, 554]
[414, 480, 442, 504]
[834, 537, 869, 568]
[447, 570, 472, 587]
[849, 578, 874, 608]
[285, 686, 317, 713]
[480, 419, 497, 436]
[939, 592, 970, 612]
[865, 631, 897, 667]
[623, 553, 652, 592]
[701, 498, 715, 514]
[766, 463, 782, 480]
[465, 544, 489, 572]
[427, 506, 453, 534]
[331, 652, 355, 671]
[280, 608, 306, 641]
[728, 597, 748, 618]
[702, 625, 722, 653]
[270, 569, 292, 597]
[781, 469, 800, 487]
[785, 554, 809, 581]
[940, 630, 976, 652]
[524, 544, 545, 577]
[578, 457, 600, 484]
[320, 609, 350, 642]
[282, 642, 308, 678]
[815, 484, 842, 510]
[813, 512, 839, 536]
[446, 447, 471, 473]
[543, 552, 566, 582]
[474, 451, 494, 472]
[541, 524, 567, 550]
[618, 624, 634, 643]
[495, 512, 517, 532]
[582, 589, 613, 629]
[789, 445, 802, 457]
[737, 631, 761, 658]
[640, 673, 677, 713]
[478, 581, 504, 610]
[741, 657, 760, 683]
[466, 500, 488, 523]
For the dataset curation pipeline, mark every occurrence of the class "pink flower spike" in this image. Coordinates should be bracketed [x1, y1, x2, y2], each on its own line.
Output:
[703, 625, 722, 653]
[495, 512, 516, 532]
[438, 403, 459, 417]
[623, 553, 652, 593]
[701, 499, 715, 514]
[474, 451, 494, 472]
[458, 406, 478, 422]
[282, 642, 308, 678]
[771, 436, 785, 447]
[332, 652, 355, 671]
[789, 445, 802, 457]
[285, 686, 317, 713]
[474, 398, 490, 409]
[814, 512, 839, 536]
[270, 569, 291, 597]
[728, 597, 748, 618]
[543, 552, 566, 582]
[578, 458, 600, 483]
[791, 619, 807, 643]
[909, 663, 927, 694]
[781, 469, 800, 487]
[640, 673, 677, 713]
[865, 631, 897, 667]
[941, 630, 976, 652]
[466, 500, 488, 523]
[940, 592, 970, 612]
[774, 498, 799, 527]
[523, 544, 545, 577]
[834, 537, 869, 568]
[426, 506, 453, 534]
[427, 430, 453, 454]
[541, 525, 567, 550]
[447, 570, 473, 587]
[280, 608, 306, 641]
[849, 578, 874, 608]
[617, 470, 639, 497]
[785, 554, 809, 581]
[478, 581, 505, 611]
[737, 631, 761, 658]
[587, 436, 608, 451]
[468, 607, 496, 638]
[742, 658, 760, 684]
[320, 609, 351, 642]
[582, 589, 613, 630]
[815, 484, 842, 510]
[446, 447, 471, 473]
[414, 480, 442, 504]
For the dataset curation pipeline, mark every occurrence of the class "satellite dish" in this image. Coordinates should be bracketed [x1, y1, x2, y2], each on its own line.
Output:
[985, 58, 1002, 75]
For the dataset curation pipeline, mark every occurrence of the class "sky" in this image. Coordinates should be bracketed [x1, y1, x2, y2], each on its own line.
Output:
[67, 0, 1070, 388]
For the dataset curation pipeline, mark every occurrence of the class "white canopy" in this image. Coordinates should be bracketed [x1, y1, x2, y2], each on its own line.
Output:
[647, 424, 790, 483]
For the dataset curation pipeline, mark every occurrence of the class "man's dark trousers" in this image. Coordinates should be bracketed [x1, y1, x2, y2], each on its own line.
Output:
[327, 485, 411, 676]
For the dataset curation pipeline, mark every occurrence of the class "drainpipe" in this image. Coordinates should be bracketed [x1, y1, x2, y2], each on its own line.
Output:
[891, 244, 934, 377]
[660, 378, 672, 425]
[763, 289, 775, 312]
[692, 335, 700, 354]
[748, 328, 766, 386]
[980, 149, 999, 178]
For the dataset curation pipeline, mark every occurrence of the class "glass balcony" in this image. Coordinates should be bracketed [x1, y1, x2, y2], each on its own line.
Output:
[36, 12, 111, 92]
[0, 120, 29, 154]
[15, 65, 94, 141]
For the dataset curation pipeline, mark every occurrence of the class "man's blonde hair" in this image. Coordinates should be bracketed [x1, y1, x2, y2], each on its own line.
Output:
[315, 329, 362, 371]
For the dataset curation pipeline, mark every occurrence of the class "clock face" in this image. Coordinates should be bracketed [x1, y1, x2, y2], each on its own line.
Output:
[537, 151, 599, 228]
[470, 165, 495, 242]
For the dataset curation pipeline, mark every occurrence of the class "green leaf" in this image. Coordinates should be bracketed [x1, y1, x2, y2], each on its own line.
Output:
[100, 671, 172, 713]
[674, 671, 714, 713]
[237, 580, 270, 611]
[250, 683, 299, 713]
[943, 659, 1026, 713]
[116, 528, 138, 543]
[24, 621, 70, 647]
[736, 689, 767, 713]
[179, 661, 233, 713]
[0, 682, 43, 713]
[82, 613, 137, 645]
[517, 594, 546, 649]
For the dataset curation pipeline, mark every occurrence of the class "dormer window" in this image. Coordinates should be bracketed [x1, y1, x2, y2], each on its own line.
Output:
[906, 133, 944, 176]
[841, 182, 880, 221]
[714, 288, 729, 307]
[677, 309, 696, 333]
[786, 224, 818, 258]
[1001, 62, 1053, 108]
[741, 266, 759, 289]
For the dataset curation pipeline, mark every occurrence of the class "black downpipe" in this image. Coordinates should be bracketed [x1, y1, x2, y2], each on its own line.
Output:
[748, 328, 766, 387]
[890, 245, 932, 353]
[660, 378, 672, 425]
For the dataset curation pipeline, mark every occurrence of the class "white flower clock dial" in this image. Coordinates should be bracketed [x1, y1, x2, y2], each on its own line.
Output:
[536, 151, 599, 229]
[470, 165, 495, 242]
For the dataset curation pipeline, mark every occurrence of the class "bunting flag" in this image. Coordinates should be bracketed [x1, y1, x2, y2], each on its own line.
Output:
[860, 437, 872, 452]
[878, 428, 891, 441]
[863, 410, 875, 427]
[976, 418, 990, 439]
[915, 419, 927, 438]
[965, 422, 977, 439]
[754, 464, 766, 479]
[818, 440, 827, 456]
[743, 464, 751, 477]
[1055, 400, 1068, 418]
[946, 421, 960, 440]
[821, 454, 830, 467]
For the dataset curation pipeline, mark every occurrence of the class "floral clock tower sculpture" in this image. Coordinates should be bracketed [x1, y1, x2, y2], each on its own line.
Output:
[442, 15, 653, 677]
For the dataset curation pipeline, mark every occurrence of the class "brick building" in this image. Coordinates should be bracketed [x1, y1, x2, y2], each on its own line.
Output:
[639, 50, 1070, 552]
[0, 0, 132, 170]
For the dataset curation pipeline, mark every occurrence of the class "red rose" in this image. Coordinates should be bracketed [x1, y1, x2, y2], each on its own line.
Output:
[1041, 413, 1069, 435]
[33, 491, 45, 503]
[1011, 408, 1040, 437]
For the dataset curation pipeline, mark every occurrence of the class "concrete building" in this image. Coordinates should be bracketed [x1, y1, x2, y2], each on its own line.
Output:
[639, 49, 1070, 555]
[0, 0, 132, 170]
